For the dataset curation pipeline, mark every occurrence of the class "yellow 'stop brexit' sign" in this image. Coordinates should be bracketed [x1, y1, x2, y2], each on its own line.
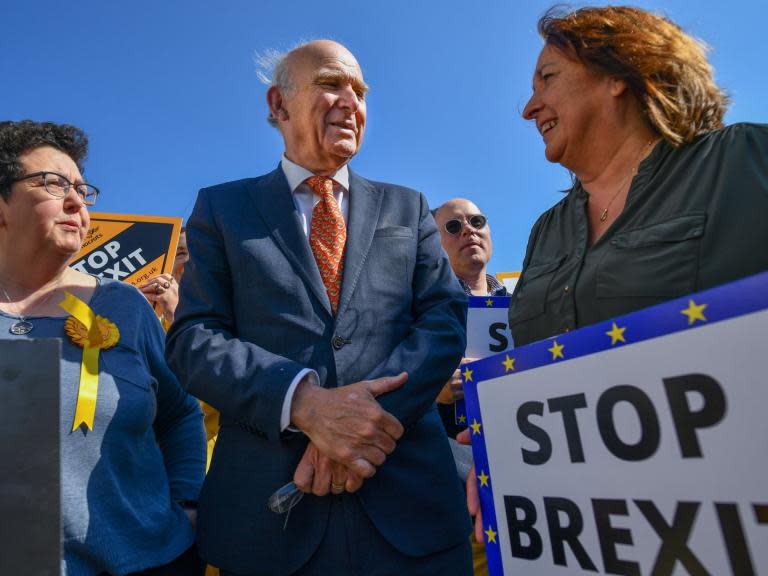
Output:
[70, 212, 183, 287]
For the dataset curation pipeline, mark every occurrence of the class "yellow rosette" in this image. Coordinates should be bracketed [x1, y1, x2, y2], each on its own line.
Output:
[59, 291, 120, 431]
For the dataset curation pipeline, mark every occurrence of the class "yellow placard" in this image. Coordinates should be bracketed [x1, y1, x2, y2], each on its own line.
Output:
[70, 212, 183, 288]
[496, 271, 521, 294]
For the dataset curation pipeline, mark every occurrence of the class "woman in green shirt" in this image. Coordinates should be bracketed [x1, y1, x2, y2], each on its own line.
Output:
[464, 5, 768, 543]
[510, 5, 768, 348]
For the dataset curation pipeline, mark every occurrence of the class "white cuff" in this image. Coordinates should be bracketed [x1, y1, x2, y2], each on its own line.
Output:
[280, 368, 318, 431]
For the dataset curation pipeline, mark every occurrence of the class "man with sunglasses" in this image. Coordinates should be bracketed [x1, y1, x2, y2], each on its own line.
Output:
[435, 198, 506, 298]
[433, 197, 506, 428]
[434, 197, 506, 576]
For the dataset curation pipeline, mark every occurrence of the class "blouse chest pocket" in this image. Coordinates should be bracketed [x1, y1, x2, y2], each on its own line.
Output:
[597, 213, 706, 299]
[100, 345, 153, 392]
[98, 344, 156, 432]
[508, 255, 565, 325]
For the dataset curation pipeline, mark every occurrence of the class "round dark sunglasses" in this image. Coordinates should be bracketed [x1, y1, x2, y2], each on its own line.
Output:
[444, 214, 487, 236]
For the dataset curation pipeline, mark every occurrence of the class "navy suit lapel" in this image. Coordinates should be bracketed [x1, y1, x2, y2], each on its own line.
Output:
[337, 169, 383, 319]
[246, 166, 332, 316]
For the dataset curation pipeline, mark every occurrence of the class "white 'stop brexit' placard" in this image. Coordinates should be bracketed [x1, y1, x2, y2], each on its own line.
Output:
[465, 296, 513, 358]
[463, 272, 768, 575]
[455, 296, 513, 426]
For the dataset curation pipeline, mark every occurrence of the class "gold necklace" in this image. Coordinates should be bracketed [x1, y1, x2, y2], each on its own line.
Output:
[1, 279, 63, 335]
[599, 172, 634, 222]
[598, 140, 655, 222]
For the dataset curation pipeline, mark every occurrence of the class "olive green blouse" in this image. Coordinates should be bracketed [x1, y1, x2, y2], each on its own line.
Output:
[509, 122, 768, 347]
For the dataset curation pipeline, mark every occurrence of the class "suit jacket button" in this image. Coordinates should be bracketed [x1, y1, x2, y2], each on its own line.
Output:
[332, 336, 345, 350]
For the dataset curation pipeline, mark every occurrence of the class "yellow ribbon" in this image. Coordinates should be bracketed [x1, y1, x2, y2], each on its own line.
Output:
[59, 291, 119, 431]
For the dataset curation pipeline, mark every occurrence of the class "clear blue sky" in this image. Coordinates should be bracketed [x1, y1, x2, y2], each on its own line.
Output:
[3, 0, 765, 272]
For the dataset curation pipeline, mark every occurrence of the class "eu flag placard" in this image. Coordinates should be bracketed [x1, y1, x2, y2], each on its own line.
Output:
[455, 296, 514, 426]
[464, 272, 768, 575]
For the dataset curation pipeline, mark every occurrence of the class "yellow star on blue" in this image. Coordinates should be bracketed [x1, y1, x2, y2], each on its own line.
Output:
[462, 367, 473, 382]
[502, 354, 515, 372]
[548, 340, 565, 360]
[485, 525, 498, 544]
[681, 299, 708, 325]
[477, 470, 490, 487]
[470, 419, 482, 435]
[485, 298, 494, 307]
[457, 414, 467, 424]
[606, 322, 626, 345]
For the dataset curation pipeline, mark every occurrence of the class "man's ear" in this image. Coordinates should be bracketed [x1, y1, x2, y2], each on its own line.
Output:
[267, 86, 289, 121]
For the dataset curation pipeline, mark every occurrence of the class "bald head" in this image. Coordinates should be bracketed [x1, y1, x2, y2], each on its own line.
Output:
[266, 39, 368, 175]
[434, 198, 483, 224]
[435, 198, 493, 281]
[286, 40, 362, 78]
[265, 41, 366, 122]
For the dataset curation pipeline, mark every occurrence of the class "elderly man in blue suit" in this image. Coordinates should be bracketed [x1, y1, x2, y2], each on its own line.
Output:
[166, 39, 471, 575]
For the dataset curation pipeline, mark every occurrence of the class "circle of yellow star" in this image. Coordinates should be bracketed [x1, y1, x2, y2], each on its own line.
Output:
[457, 414, 467, 424]
[485, 525, 498, 544]
[681, 299, 708, 325]
[502, 354, 515, 372]
[485, 298, 494, 307]
[606, 322, 626, 345]
[470, 419, 482, 435]
[462, 367, 473, 382]
[477, 470, 490, 487]
[548, 340, 565, 360]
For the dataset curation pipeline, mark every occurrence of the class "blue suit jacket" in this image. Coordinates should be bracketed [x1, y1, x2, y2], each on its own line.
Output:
[166, 166, 470, 575]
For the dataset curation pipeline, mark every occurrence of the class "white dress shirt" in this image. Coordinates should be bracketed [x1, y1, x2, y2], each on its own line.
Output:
[279, 155, 350, 431]
[281, 154, 350, 231]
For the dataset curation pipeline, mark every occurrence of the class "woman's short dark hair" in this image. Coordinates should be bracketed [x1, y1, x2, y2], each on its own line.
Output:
[0, 120, 89, 200]
[538, 5, 729, 145]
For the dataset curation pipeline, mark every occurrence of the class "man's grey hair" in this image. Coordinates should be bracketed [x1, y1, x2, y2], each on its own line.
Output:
[255, 40, 318, 128]
[255, 48, 292, 128]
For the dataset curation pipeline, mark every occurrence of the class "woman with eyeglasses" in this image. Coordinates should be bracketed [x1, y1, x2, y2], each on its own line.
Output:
[0, 120, 206, 575]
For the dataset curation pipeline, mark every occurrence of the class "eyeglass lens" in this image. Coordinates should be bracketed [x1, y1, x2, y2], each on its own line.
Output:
[267, 481, 304, 529]
[45, 173, 69, 196]
[44, 173, 97, 205]
[267, 481, 304, 515]
[445, 214, 487, 235]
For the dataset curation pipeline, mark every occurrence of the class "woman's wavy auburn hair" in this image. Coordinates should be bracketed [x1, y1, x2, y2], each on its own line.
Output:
[538, 5, 729, 145]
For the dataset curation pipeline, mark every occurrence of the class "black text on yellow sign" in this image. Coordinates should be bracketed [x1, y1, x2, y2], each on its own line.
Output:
[70, 213, 182, 287]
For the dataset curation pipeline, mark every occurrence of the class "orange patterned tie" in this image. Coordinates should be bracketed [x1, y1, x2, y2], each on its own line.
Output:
[306, 176, 346, 314]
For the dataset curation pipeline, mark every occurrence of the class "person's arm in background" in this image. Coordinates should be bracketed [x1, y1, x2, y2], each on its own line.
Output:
[138, 273, 178, 328]
[437, 357, 478, 404]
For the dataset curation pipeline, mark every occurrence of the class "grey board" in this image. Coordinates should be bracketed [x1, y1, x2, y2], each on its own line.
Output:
[0, 339, 61, 575]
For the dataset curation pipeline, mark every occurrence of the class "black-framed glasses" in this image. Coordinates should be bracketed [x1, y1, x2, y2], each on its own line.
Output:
[14, 171, 99, 206]
[444, 214, 487, 236]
